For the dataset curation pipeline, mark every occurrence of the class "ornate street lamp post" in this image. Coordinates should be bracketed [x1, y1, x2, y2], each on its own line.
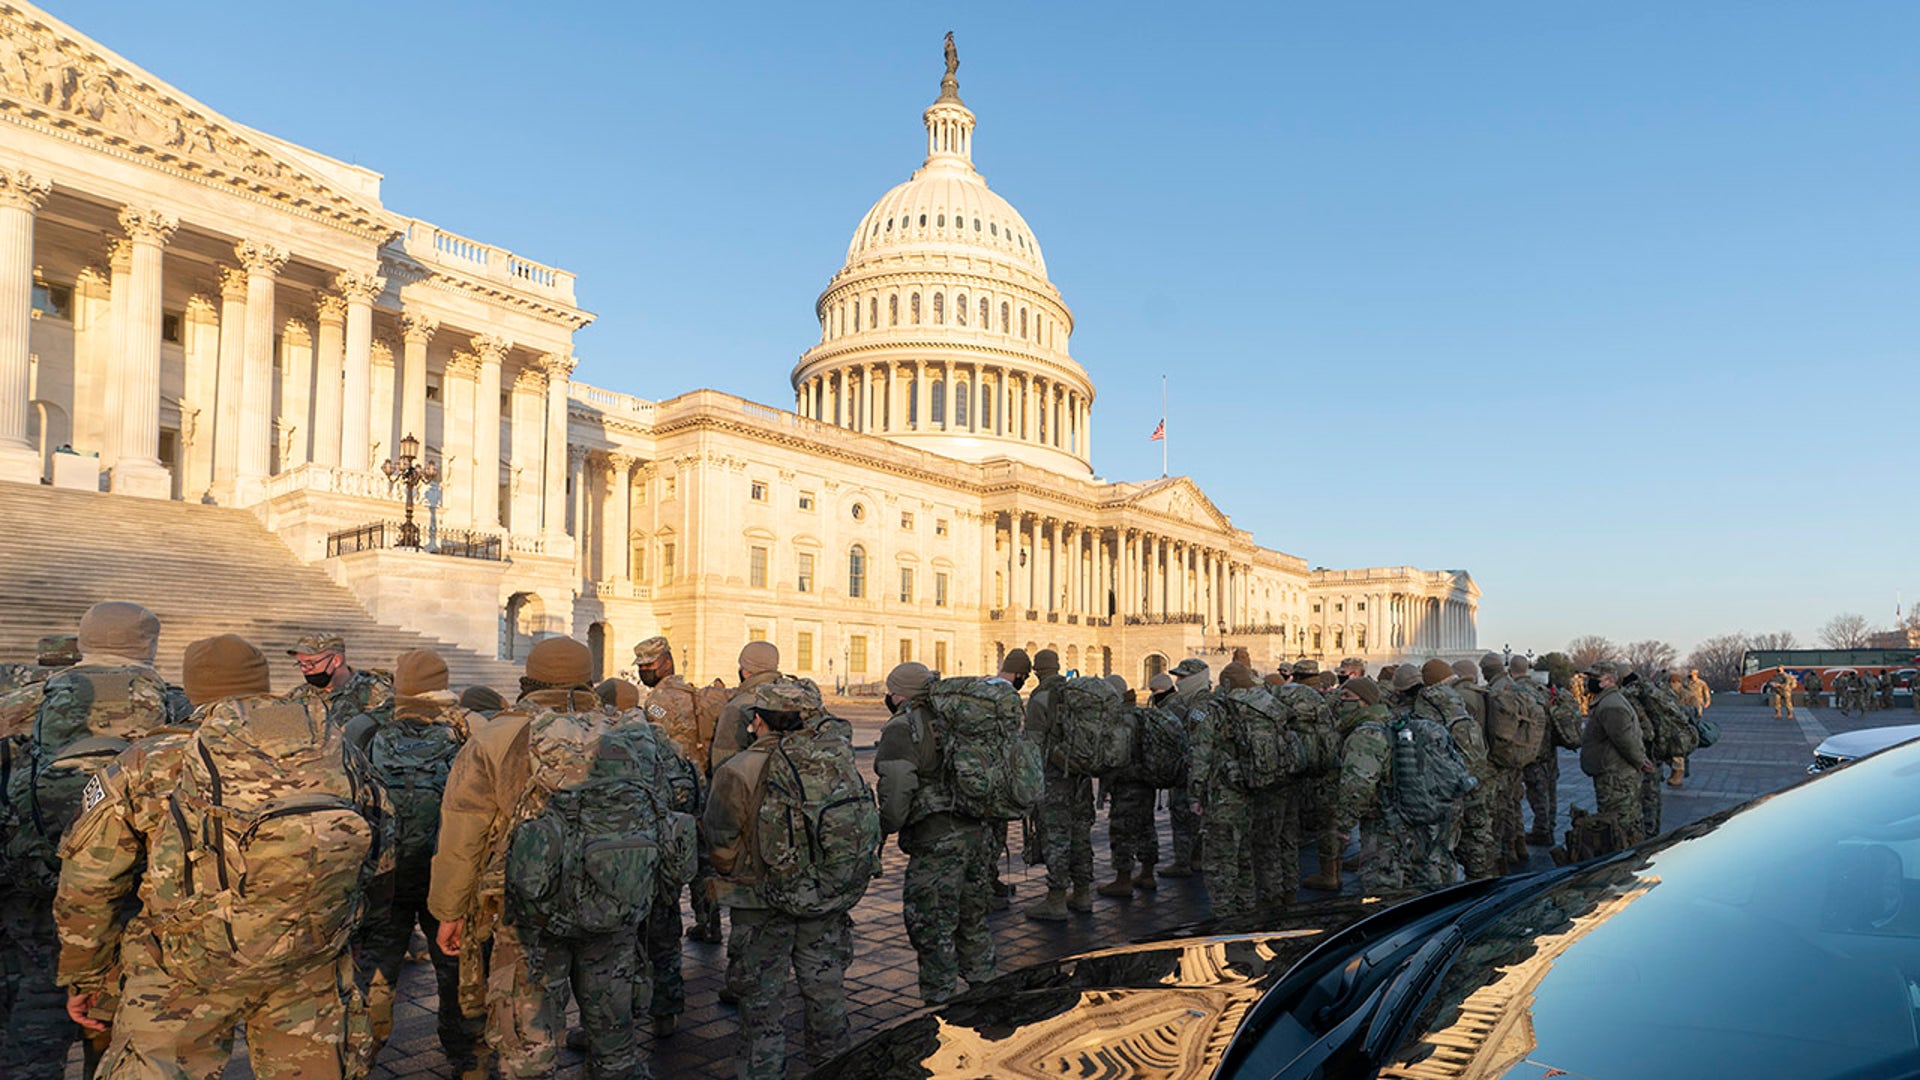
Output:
[381, 432, 438, 550]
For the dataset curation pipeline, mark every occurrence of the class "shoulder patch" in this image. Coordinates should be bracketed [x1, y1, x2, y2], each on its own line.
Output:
[647, 703, 667, 720]
[81, 765, 115, 811]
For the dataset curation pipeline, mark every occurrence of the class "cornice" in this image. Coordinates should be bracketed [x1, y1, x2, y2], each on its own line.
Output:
[379, 254, 593, 331]
[795, 337, 1092, 394]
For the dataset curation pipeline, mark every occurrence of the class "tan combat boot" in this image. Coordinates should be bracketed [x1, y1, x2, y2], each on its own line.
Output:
[1096, 861, 1136, 897]
[1302, 857, 1342, 892]
[1134, 862, 1158, 892]
[1667, 757, 1685, 787]
[1025, 888, 1070, 922]
[1066, 883, 1094, 912]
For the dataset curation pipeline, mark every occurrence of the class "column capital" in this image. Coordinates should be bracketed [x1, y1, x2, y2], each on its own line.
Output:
[314, 294, 347, 324]
[443, 351, 480, 378]
[280, 317, 312, 347]
[0, 168, 49, 212]
[370, 339, 396, 369]
[216, 265, 248, 301]
[233, 239, 287, 276]
[333, 269, 385, 303]
[568, 444, 590, 469]
[117, 207, 177, 246]
[512, 366, 546, 394]
[105, 238, 132, 273]
[537, 352, 577, 378]
[184, 293, 217, 318]
[400, 311, 439, 344]
[470, 333, 510, 363]
[607, 452, 636, 474]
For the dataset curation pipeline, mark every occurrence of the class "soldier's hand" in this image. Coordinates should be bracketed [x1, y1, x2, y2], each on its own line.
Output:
[67, 992, 107, 1031]
[1639, 760, 1656, 774]
[438, 918, 464, 956]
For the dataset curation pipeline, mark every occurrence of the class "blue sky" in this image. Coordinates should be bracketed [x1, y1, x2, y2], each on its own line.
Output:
[63, 1, 1919, 655]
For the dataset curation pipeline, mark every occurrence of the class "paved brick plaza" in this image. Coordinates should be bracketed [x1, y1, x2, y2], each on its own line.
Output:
[147, 697, 1895, 1079]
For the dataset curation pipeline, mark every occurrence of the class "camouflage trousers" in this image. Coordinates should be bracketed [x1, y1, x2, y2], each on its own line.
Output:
[641, 880, 685, 1019]
[352, 860, 478, 1065]
[1523, 751, 1559, 840]
[1037, 773, 1095, 890]
[1105, 779, 1159, 869]
[97, 950, 370, 1080]
[731, 907, 852, 1080]
[0, 891, 76, 1080]
[487, 922, 644, 1080]
[1167, 786, 1201, 869]
[1356, 814, 1453, 895]
[1487, 768, 1526, 867]
[1453, 793, 1499, 880]
[1300, 774, 1339, 880]
[1593, 769, 1645, 846]
[1640, 767, 1664, 841]
[901, 821, 996, 1003]
[1200, 784, 1257, 918]
[688, 832, 720, 938]
[1249, 784, 1299, 908]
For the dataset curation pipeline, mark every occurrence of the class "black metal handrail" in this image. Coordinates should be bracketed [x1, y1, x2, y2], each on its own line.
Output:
[325, 521, 505, 562]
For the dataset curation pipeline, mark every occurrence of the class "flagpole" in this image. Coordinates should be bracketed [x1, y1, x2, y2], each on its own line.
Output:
[1160, 375, 1167, 478]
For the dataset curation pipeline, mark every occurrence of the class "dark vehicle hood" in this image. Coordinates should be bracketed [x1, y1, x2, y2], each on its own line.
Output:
[806, 896, 1415, 1079]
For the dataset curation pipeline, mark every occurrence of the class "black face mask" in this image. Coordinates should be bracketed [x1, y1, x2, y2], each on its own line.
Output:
[304, 671, 334, 689]
[884, 694, 901, 714]
[1008, 674, 1028, 692]
[637, 668, 663, 688]
[1337, 672, 1351, 684]
[1583, 674, 1603, 696]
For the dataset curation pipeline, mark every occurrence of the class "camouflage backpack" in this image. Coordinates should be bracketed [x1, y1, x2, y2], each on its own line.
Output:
[1274, 683, 1341, 777]
[364, 709, 466, 865]
[925, 676, 1044, 820]
[1, 666, 172, 896]
[156, 695, 379, 986]
[1631, 682, 1699, 760]
[505, 711, 686, 939]
[1486, 680, 1548, 769]
[1386, 712, 1478, 827]
[1222, 686, 1300, 790]
[1049, 676, 1130, 776]
[646, 679, 729, 771]
[754, 727, 881, 917]
[1546, 686, 1584, 750]
[1132, 702, 1189, 789]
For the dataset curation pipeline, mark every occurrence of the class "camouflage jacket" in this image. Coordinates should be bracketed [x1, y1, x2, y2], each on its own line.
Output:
[643, 674, 717, 768]
[709, 671, 781, 776]
[425, 688, 604, 924]
[293, 667, 394, 731]
[1412, 683, 1489, 784]
[703, 733, 778, 910]
[874, 701, 971, 849]
[1334, 705, 1395, 832]
[1184, 690, 1240, 805]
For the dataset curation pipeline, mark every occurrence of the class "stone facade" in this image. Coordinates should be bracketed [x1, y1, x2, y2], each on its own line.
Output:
[0, 4, 1478, 684]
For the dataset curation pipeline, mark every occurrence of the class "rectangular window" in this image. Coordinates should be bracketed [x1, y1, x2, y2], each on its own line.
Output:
[935, 572, 949, 608]
[750, 480, 767, 501]
[634, 481, 647, 505]
[799, 490, 816, 511]
[1311, 602, 1322, 613]
[849, 635, 868, 674]
[664, 476, 677, 501]
[749, 545, 768, 588]
[661, 543, 675, 585]
[633, 546, 648, 585]
[934, 640, 948, 672]
[1335, 603, 1344, 612]
[749, 625, 767, 643]
[935, 518, 949, 536]
[425, 380, 442, 402]
[898, 638, 913, 664]
[797, 552, 815, 593]
[797, 631, 814, 672]
[1356, 601, 1367, 612]
[901, 512, 914, 530]
[899, 568, 914, 604]
[30, 281, 71, 320]
[161, 312, 183, 344]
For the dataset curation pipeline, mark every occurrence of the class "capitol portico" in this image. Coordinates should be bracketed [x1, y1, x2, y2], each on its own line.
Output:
[0, 3, 1478, 686]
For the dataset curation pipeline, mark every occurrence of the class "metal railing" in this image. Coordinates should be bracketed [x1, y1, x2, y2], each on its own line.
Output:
[325, 521, 505, 562]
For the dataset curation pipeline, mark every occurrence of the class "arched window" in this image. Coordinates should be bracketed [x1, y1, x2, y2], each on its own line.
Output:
[848, 545, 867, 598]
[1312, 627, 1323, 651]
[955, 293, 967, 326]
[910, 293, 921, 324]
[907, 376, 918, 426]
[980, 297, 990, 327]
[1000, 302, 1010, 331]
[931, 379, 945, 425]
[1019, 308, 1028, 338]
[954, 380, 970, 427]
[870, 297, 878, 327]
[889, 294, 899, 326]
[852, 299, 859, 332]
[981, 386, 994, 430]
[1356, 626, 1367, 651]
[933, 292, 944, 324]
[995, 572, 1005, 608]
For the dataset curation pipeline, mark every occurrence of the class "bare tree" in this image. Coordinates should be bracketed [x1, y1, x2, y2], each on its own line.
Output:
[1685, 633, 1749, 691]
[1819, 613, 1875, 649]
[1748, 630, 1799, 651]
[1624, 639, 1679, 676]
[1566, 635, 1621, 671]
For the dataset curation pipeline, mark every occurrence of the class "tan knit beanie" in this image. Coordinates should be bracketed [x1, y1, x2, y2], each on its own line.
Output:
[1421, 658, 1453, 687]
[459, 685, 505, 713]
[182, 633, 270, 705]
[1451, 659, 1479, 684]
[1001, 649, 1033, 678]
[596, 677, 640, 710]
[1346, 676, 1381, 706]
[1220, 661, 1256, 690]
[78, 601, 161, 664]
[1394, 664, 1425, 693]
[525, 637, 593, 687]
[394, 649, 450, 696]
[738, 641, 780, 676]
[1033, 649, 1061, 676]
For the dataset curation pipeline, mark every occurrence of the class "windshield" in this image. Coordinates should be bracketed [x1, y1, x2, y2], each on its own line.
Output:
[1383, 741, 1920, 1079]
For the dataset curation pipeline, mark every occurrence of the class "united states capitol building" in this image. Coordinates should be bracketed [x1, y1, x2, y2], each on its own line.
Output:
[0, 3, 1477, 686]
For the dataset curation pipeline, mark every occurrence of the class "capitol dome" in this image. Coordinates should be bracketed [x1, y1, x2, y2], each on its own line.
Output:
[793, 39, 1093, 475]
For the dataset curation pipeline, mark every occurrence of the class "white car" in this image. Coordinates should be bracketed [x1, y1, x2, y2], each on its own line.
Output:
[1809, 722, 1920, 774]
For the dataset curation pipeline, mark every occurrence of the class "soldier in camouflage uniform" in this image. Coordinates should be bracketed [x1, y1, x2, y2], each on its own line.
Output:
[459, 685, 506, 718]
[1334, 675, 1455, 893]
[430, 637, 650, 1080]
[1186, 661, 1266, 918]
[1412, 658, 1495, 880]
[1098, 674, 1160, 897]
[1479, 653, 1531, 869]
[1160, 661, 1212, 878]
[705, 679, 855, 1079]
[5, 605, 176, 1080]
[56, 633, 380, 1080]
[633, 636, 723, 943]
[1525, 653, 1579, 845]
[1578, 661, 1654, 850]
[1621, 672, 1670, 840]
[1267, 661, 1332, 904]
[709, 641, 784, 1004]
[288, 632, 393, 730]
[1023, 649, 1094, 920]
[0, 633, 79, 692]
[875, 663, 996, 1003]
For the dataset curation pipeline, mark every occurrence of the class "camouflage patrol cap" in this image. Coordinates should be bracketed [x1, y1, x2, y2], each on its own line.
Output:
[1393, 664, 1425, 693]
[751, 678, 811, 716]
[1338, 657, 1366, 674]
[1170, 658, 1209, 678]
[794, 677, 826, 719]
[287, 632, 346, 657]
[1479, 652, 1504, 676]
[35, 634, 79, 666]
[1291, 659, 1319, 677]
[633, 636, 672, 664]
[1587, 660, 1622, 680]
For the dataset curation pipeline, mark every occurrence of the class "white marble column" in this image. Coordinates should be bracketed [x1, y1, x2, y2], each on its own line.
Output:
[541, 353, 574, 539]
[569, 445, 591, 578]
[233, 239, 286, 502]
[100, 240, 131, 469]
[334, 270, 382, 472]
[471, 334, 508, 529]
[311, 296, 345, 468]
[367, 340, 396, 467]
[440, 352, 476, 525]
[606, 452, 634, 582]
[398, 313, 436, 454]
[211, 267, 247, 484]
[71, 266, 110, 458]
[0, 170, 48, 482]
[276, 316, 313, 472]
[179, 294, 219, 500]
[914, 361, 931, 430]
[507, 367, 543, 534]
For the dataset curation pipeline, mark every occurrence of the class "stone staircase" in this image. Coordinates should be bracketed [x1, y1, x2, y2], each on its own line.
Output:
[0, 481, 526, 693]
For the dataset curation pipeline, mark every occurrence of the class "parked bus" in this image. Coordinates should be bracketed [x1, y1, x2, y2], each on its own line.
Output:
[1738, 647, 1920, 696]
